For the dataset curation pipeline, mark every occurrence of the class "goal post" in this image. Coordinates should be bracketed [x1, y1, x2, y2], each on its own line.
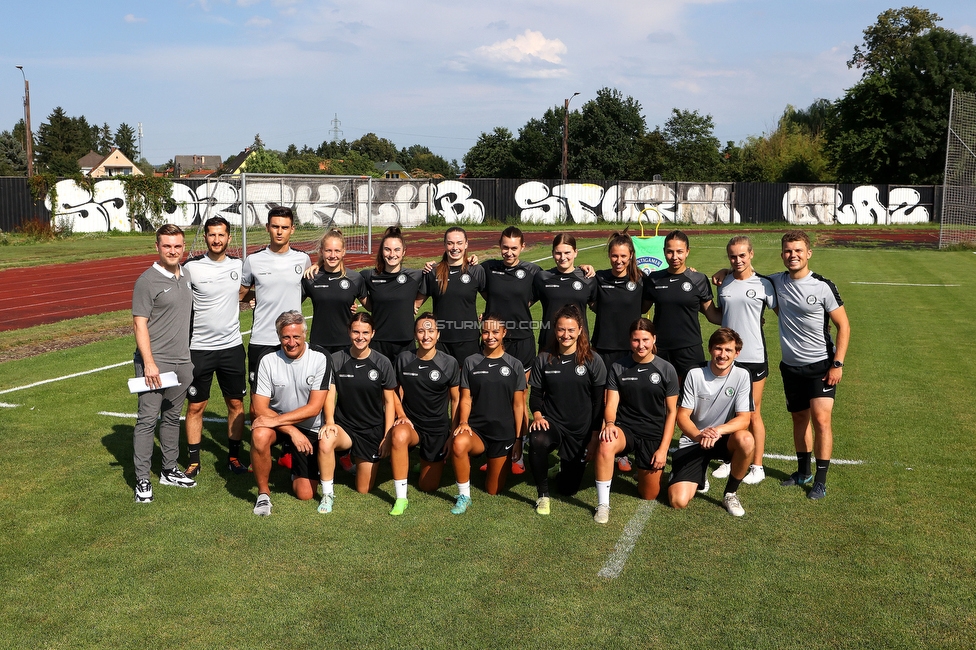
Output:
[940, 89, 976, 248]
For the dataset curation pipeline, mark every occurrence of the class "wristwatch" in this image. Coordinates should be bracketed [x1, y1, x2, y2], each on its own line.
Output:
[832, 360, 844, 368]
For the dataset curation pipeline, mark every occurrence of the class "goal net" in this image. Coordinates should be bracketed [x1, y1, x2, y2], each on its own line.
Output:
[940, 89, 976, 248]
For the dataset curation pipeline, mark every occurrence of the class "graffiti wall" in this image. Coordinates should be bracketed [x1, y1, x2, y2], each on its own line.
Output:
[6, 176, 936, 233]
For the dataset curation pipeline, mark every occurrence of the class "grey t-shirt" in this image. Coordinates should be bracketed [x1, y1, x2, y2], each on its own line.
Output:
[184, 254, 243, 351]
[241, 247, 311, 346]
[678, 364, 753, 448]
[132, 263, 193, 364]
[255, 344, 333, 430]
[768, 271, 843, 366]
[717, 272, 777, 364]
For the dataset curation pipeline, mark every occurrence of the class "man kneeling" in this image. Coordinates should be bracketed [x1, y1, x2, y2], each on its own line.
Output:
[669, 328, 754, 516]
[251, 311, 333, 516]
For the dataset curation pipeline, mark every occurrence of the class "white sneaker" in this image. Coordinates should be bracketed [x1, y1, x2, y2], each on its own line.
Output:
[742, 465, 766, 485]
[723, 492, 745, 517]
[593, 504, 610, 524]
[159, 467, 196, 488]
[253, 493, 272, 516]
[712, 462, 732, 479]
[134, 478, 153, 503]
[697, 479, 710, 494]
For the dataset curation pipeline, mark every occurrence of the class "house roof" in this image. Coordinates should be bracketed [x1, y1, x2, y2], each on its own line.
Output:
[375, 161, 407, 173]
[174, 154, 223, 170]
[78, 150, 105, 169]
[222, 148, 253, 174]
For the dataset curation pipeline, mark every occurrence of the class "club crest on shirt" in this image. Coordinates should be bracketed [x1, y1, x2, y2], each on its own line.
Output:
[340, 279, 350, 290]
[429, 369, 441, 381]
[231, 271, 239, 281]
[746, 289, 756, 298]
[575, 365, 586, 376]
[650, 372, 661, 384]
[460, 274, 471, 284]
[306, 376, 315, 386]
[681, 282, 692, 292]
[294, 265, 303, 274]
[515, 269, 526, 279]
[725, 387, 735, 396]
[499, 366, 511, 377]
[626, 281, 637, 292]
[187, 386, 197, 397]
[368, 369, 380, 381]
[397, 274, 407, 284]
[806, 295, 817, 305]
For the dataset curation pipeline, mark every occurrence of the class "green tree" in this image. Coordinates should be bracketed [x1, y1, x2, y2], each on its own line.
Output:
[115, 123, 138, 161]
[35, 107, 86, 175]
[629, 129, 669, 180]
[252, 133, 265, 150]
[571, 88, 645, 180]
[0, 130, 29, 176]
[285, 153, 323, 175]
[463, 127, 519, 178]
[513, 109, 563, 178]
[848, 6, 941, 75]
[244, 148, 285, 173]
[96, 123, 114, 155]
[659, 109, 722, 181]
[350, 133, 399, 163]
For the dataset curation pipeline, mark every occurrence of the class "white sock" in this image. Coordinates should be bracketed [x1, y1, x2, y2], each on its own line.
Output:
[596, 479, 612, 506]
[394, 479, 408, 500]
[320, 479, 334, 496]
[457, 481, 471, 497]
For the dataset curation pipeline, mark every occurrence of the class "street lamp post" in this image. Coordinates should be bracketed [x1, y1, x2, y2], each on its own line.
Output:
[560, 92, 579, 185]
[16, 66, 34, 177]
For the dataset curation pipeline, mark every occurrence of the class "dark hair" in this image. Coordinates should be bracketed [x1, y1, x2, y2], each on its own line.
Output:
[480, 312, 507, 352]
[436, 226, 468, 295]
[155, 223, 184, 242]
[606, 231, 641, 284]
[416, 311, 437, 324]
[664, 230, 689, 249]
[726, 235, 753, 253]
[203, 216, 231, 235]
[317, 228, 346, 277]
[349, 311, 375, 330]
[551, 232, 577, 253]
[499, 226, 525, 246]
[546, 304, 593, 367]
[629, 317, 657, 355]
[782, 230, 812, 249]
[267, 206, 295, 224]
[375, 225, 405, 273]
[708, 327, 743, 353]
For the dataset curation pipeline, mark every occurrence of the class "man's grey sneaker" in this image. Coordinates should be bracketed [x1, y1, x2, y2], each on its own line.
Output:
[593, 504, 610, 524]
[711, 462, 732, 479]
[134, 479, 154, 503]
[159, 467, 196, 488]
[780, 472, 813, 487]
[742, 465, 766, 485]
[723, 492, 746, 517]
[697, 479, 710, 494]
[808, 482, 827, 500]
[253, 493, 272, 516]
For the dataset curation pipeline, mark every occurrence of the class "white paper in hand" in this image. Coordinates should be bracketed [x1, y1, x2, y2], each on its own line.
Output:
[128, 371, 180, 394]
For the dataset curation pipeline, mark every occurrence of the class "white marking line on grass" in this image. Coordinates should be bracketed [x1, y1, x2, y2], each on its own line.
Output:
[0, 402, 21, 407]
[850, 282, 959, 287]
[762, 453, 863, 465]
[97, 411, 229, 423]
[0, 360, 131, 395]
[598, 500, 656, 579]
[529, 243, 603, 265]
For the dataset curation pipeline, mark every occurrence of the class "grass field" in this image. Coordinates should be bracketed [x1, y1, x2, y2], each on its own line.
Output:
[1, 232, 975, 649]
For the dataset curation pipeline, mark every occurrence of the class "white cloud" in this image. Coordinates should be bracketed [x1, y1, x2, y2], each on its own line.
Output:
[475, 29, 566, 65]
[246, 16, 272, 27]
[123, 14, 147, 24]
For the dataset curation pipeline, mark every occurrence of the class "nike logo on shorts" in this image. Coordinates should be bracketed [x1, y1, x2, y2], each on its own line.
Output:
[504, 443, 514, 451]
[822, 386, 833, 393]
[756, 370, 767, 378]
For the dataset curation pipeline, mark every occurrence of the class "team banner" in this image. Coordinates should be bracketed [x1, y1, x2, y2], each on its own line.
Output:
[633, 207, 666, 275]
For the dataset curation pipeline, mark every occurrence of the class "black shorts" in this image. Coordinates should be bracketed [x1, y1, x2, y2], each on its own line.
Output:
[735, 360, 770, 384]
[272, 426, 319, 480]
[373, 340, 414, 362]
[531, 422, 591, 463]
[247, 343, 280, 392]
[188, 345, 246, 403]
[619, 425, 664, 471]
[781, 359, 835, 412]
[596, 349, 628, 370]
[504, 336, 536, 372]
[416, 423, 452, 463]
[341, 421, 385, 463]
[437, 340, 482, 367]
[668, 436, 733, 489]
[471, 430, 518, 460]
[657, 345, 705, 382]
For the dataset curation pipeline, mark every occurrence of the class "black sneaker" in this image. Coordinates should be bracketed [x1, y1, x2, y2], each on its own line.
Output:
[227, 457, 248, 475]
[808, 482, 827, 500]
[134, 479, 154, 503]
[184, 462, 201, 478]
[780, 472, 814, 487]
[159, 467, 197, 488]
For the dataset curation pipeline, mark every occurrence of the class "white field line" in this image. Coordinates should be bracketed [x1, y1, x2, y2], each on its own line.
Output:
[598, 500, 656, 579]
[761, 452, 863, 465]
[0, 402, 20, 407]
[850, 282, 959, 287]
[97, 411, 233, 424]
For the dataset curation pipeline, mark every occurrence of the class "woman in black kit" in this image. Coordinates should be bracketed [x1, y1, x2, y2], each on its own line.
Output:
[387, 313, 461, 516]
[532, 233, 597, 351]
[423, 227, 486, 365]
[360, 226, 427, 360]
[302, 228, 367, 354]
[527, 304, 606, 516]
[317, 313, 398, 514]
[448, 314, 527, 515]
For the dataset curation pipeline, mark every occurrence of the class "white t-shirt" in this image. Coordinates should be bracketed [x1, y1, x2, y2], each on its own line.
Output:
[241, 247, 311, 346]
[185, 254, 243, 351]
[717, 272, 777, 364]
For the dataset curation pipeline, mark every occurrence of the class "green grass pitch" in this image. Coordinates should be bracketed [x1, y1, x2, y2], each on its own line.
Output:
[1, 233, 975, 648]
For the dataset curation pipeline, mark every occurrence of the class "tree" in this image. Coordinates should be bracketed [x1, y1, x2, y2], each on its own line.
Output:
[848, 6, 941, 75]
[571, 88, 645, 180]
[244, 148, 285, 173]
[350, 133, 399, 163]
[659, 109, 722, 181]
[35, 107, 86, 175]
[252, 133, 265, 150]
[0, 130, 28, 176]
[97, 123, 114, 155]
[629, 129, 670, 180]
[115, 123, 138, 161]
[513, 109, 563, 178]
[463, 127, 519, 177]
[828, 26, 976, 183]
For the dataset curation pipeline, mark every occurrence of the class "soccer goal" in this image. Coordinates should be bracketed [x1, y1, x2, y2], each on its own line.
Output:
[940, 89, 976, 248]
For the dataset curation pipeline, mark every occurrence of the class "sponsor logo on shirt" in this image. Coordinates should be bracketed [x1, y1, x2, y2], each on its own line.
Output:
[460, 274, 471, 284]
[340, 279, 350, 290]
[355, 363, 366, 368]
[499, 366, 512, 377]
[231, 271, 239, 281]
[650, 373, 662, 384]
[472, 370, 489, 375]
[725, 387, 735, 396]
[575, 365, 586, 376]
[403, 372, 419, 377]
[681, 282, 693, 292]
[621, 377, 638, 382]
[368, 369, 380, 381]
[397, 274, 407, 284]
[561, 358, 571, 364]
[306, 375, 316, 386]
[339, 374, 355, 378]
[429, 369, 441, 381]
[488, 363, 498, 368]
[572, 280, 583, 291]
[418, 365, 429, 369]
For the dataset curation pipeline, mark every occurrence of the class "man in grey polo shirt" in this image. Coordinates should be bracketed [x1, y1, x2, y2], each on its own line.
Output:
[132, 224, 197, 503]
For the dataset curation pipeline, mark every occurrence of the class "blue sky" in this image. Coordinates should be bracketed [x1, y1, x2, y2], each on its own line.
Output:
[2, 1, 972, 166]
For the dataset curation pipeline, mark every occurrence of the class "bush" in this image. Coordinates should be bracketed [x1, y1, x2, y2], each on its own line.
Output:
[16, 217, 55, 241]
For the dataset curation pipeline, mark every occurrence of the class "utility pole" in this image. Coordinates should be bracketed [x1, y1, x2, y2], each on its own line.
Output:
[561, 92, 579, 185]
[329, 113, 343, 142]
[138, 122, 144, 161]
[16, 65, 34, 177]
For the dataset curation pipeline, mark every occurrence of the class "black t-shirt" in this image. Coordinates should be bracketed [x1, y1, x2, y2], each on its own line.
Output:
[422, 264, 487, 343]
[360, 268, 426, 343]
[591, 270, 644, 352]
[480, 259, 541, 340]
[532, 267, 597, 349]
[395, 349, 460, 433]
[642, 269, 713, 351]
[331, 349, 398, 435]
[460, 352, 527, 442]
[528, 351, 607, 439]
[605, 355, 680, 441]
[303, 270, 367, 348]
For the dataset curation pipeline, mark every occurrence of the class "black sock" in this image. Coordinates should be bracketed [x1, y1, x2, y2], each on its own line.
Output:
[814, 459, 830, 485]
[188, 443, 201, 465]
[797, 451, 812, 476]
[725, 476, 742, 495]
[228, 439, 242, 459]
